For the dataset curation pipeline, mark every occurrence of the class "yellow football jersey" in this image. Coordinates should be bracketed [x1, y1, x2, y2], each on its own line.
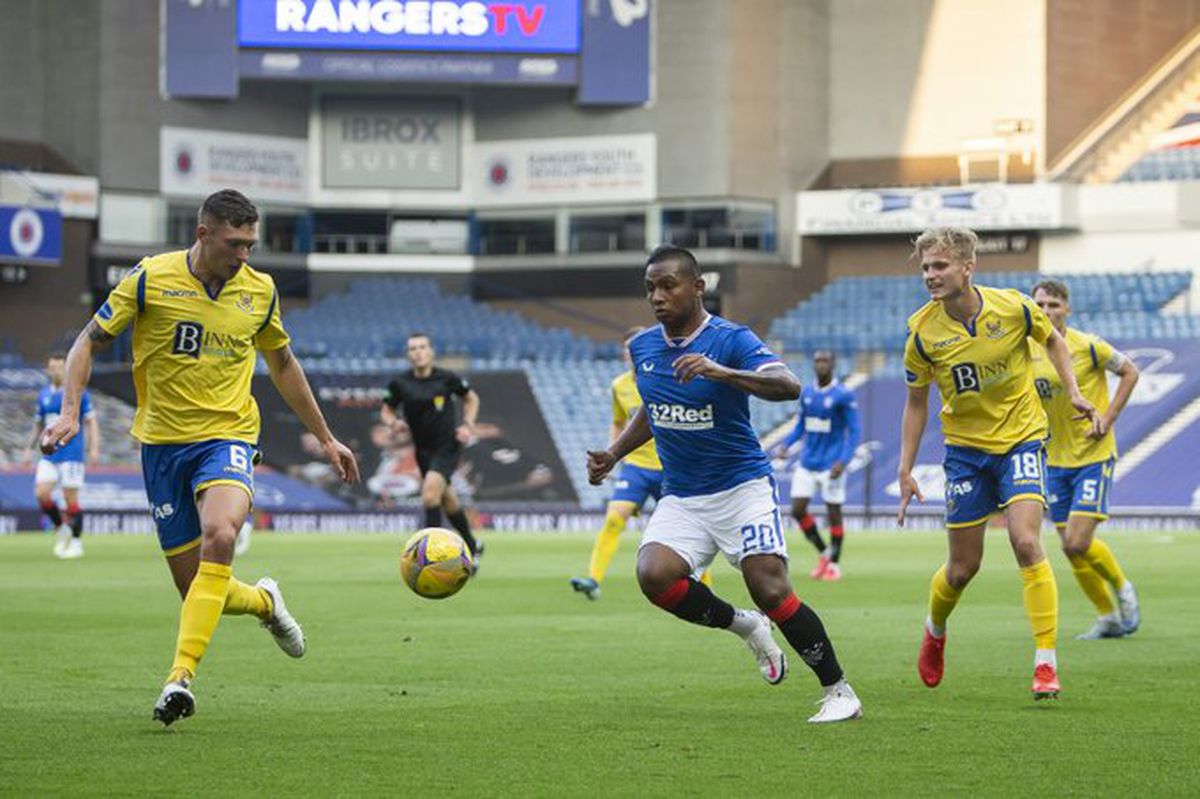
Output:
[904, 285, 1052, 454]
[612, 370, 661, 470]
[93, 250, 289, 445]
[1031, 326, 1118, 467]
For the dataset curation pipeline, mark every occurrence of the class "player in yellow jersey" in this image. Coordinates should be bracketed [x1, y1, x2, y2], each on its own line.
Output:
[41, 190, 360, 726]
[571, 327, 710, 600]
[896, 227, 1099, 701]
[1031, 279, 1141, 639]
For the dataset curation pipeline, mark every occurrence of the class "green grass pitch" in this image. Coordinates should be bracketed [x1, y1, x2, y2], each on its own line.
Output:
[1, 529, 1197, 796]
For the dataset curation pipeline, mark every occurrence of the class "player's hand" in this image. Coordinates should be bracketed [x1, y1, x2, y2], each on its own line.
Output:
[40, 416, 79, 455]
[672, 353, 728, 384]
[896, 471, 924, 527]
[1086, 413, 1112, 440]
[587, 449, 618, 485]
[1069, 393, 1102, 438]
[455, 423, 475, 444]
[830, 461, 845, 479]
[322, 436, 361, 483]
[390, 418, 410, 435]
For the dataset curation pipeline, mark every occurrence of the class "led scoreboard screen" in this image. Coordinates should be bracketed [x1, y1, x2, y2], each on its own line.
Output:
[239, 0, 582, 53]
[163, 0, 649, 105]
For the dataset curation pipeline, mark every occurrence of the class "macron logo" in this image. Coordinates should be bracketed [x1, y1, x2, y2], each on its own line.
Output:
[647, 402, 714, 431]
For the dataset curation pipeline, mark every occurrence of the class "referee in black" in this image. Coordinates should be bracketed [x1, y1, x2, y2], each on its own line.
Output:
[381, 332, 483, 558]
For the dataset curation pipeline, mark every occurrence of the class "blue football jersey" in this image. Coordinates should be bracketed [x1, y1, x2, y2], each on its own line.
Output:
[782, 380, 860, 472]
[629, 316, 783, 497]
[37, 386, 93, 463]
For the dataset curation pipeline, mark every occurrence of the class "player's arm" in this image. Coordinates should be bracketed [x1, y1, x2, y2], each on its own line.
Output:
[1043, 328, 1102, 436]
[588, 406, 652, 485]
[897, 384, 929, 526]
[24, 419, 43, 465]
[832, 397, 861, 479]
[261, 345, 360, 483]
[85, 413, 101, 466]
[380, 381, 409, 433]
[673, 358, 800, 401]
[40, 321, 113, 454]
[457, 389, 481, 442]
[1099, 350, 1139, 438]
[773, 407, 805, 458]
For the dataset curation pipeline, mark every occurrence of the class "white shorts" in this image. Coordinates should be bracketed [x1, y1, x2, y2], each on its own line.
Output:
[36, 459, 85, 490]
[790, 466, 846, 504]
[639, 476, 788, 572]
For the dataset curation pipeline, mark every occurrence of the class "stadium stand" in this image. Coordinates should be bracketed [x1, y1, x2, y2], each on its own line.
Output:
[1119, 146, 1200, 181]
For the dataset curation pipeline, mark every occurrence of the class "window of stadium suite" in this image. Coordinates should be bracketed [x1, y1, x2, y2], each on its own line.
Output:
[568, 212, 646, 254]
[477, 218, 556, 256]
[661, 204, 775, 252]
[166, 204, 306, 254]
[312, 211, 388, 255]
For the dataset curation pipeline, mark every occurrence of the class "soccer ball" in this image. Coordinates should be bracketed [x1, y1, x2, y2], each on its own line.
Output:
[400, 527, 474, 599]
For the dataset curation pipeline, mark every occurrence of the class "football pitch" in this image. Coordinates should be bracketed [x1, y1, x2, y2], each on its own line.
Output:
[1, 529, 1196, 797]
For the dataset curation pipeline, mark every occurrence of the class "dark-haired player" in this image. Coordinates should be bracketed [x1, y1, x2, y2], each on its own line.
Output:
[42, 189, 360, 725]
[588, 245, 861, 723]
[381, 333, 483, 558]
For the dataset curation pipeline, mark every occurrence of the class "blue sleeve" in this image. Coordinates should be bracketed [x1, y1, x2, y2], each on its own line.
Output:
[782, 404, 806, 447]
[80, 391, 94, 418]
[727, 327, 782, 372]
[839, 390, 860, 464]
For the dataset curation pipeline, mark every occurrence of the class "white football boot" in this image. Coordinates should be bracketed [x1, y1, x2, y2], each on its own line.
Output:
[808, 680, 863, 724]
[1117, 581, 1140, 635]
[1076, 614, 1125, 640]
[53, 525, 71, 558]
[61, 538, 84, 559]
[739, 611, 788, 685]
[256, 578, 306, 657]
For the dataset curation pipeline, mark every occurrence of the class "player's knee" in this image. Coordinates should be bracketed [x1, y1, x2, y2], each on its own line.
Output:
[421, 485, 443, 506]
[1061, 536, 1088, 559]
[636, 560, 679, 598]
[35, 488, 54, 505]
[946, 561, 979, 589]
[1011, 535, 1044, 566]
[791, 501, 808, 518]
[749, 580, 791, 612]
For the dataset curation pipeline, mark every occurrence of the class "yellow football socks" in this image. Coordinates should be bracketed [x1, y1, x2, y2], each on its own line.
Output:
[928, 564, 962, 631]
[699, 568, 713, 587]
[223, 578, 272, 619]
[169, 560, 232, 683]
[1020, 559, 1059, 650]
[588, 507, 628, 583]
[1066, 543, 1116, 616]
[1081, 538, 1127, 590]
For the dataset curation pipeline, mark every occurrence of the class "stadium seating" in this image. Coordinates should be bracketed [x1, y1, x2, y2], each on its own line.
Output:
[768, 271, 1195, 355]
[286, 277, 617, 362]
[1119, 147, 1200, 182]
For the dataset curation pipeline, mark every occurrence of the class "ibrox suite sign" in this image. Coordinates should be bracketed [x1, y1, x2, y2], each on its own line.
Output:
[239, 0, 582, 53]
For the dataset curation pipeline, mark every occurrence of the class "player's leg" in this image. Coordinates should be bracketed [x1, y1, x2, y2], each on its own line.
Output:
[440, 483, 480, 556]
[1046, 465, 1115, 636]
[572, 499, 636, 600]
[34, 461, 68, 556]
[819, 469, 848, 580]
[420, 467, 449, 530]
[1005, 498, 1061, 699]
[636, 496, 770, 661]
[1060, 516, 1122, 638]
[1063, 460, 1138, 634]
[790, 469, 826, 558]
[918, 520, 985, 688]
[61, 475, 84, 558]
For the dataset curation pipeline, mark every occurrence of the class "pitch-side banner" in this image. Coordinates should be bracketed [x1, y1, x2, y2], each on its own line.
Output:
[797, 184, 1075, 235]
[160, 126, 309, 205]
[471, 133, 656, 206]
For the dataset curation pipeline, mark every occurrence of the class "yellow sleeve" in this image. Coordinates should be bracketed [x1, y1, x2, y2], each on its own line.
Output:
[1021, 294, 1054, 345]
[93, 263, 144, 336]
[611, 383, 627, 427]
[903, 328, 933, 387]
[253, 290, 291, 351]
[1090, 335, 1116, 370]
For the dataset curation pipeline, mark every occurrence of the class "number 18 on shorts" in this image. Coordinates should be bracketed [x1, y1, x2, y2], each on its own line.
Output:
[943, 440, 1046, 529]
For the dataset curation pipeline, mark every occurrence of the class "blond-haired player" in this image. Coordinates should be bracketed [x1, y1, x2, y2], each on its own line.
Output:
[1031, 279, 1141, 639]
[897, 227, 1098, 701]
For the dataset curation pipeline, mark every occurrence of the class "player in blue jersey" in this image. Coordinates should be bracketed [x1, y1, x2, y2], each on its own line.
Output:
[774, 350, 859, 581]
[26, 351, 100, 559]
[587, 246, 862, 724]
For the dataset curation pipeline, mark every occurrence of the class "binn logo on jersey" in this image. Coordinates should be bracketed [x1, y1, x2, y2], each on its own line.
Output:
[950, 363, 980, 393]
[172, 321, 204, 359]
[1034, 377, 1053, 399]
[647, 402, 714, 431]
